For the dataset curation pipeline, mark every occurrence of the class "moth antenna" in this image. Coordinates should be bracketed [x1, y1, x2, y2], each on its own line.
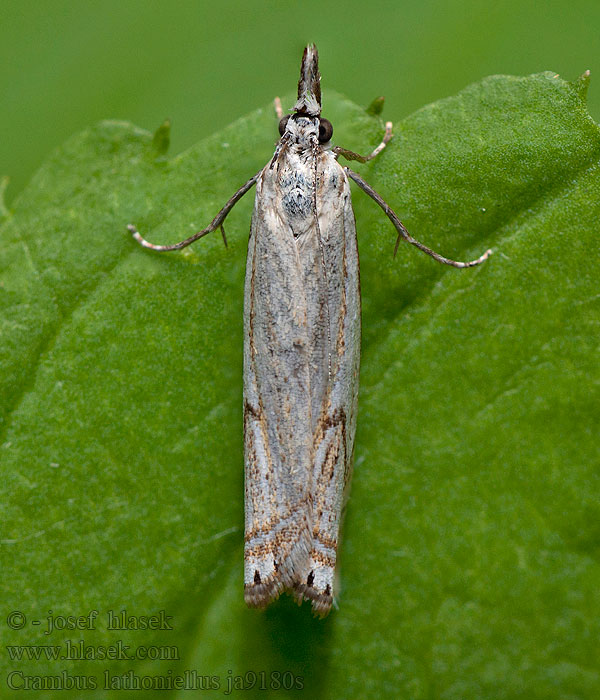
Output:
[274, 96, 284, 120]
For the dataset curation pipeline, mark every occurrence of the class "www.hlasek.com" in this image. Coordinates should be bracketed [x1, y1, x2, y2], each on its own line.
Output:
[6, 639, 178, 662]
[5, 670, 304, 693]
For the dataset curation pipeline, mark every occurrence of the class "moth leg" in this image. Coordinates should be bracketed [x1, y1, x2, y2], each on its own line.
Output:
[126, 170, 261, 252]
[346, 168, 493, 267]
[274, 96, 284, 120]
[333, 121, 393, 163]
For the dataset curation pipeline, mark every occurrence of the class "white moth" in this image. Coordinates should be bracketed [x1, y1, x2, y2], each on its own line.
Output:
[128, 45, 491, 617]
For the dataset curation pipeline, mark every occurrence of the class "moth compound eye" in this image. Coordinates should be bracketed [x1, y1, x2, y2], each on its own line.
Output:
[278, 115, 291, 136]
[318, 118, 333, 143]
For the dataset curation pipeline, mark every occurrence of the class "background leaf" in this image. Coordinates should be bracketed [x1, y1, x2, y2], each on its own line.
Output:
[1, 72, 599, 699]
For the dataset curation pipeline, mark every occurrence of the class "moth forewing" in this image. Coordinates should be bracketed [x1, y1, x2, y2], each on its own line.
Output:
[242, 129, 358, 616]
[297, 157, 361, 616]
[242, 167, 317, 606]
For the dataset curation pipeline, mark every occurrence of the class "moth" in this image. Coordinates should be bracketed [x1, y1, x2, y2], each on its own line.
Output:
[128, 45, 490, 616]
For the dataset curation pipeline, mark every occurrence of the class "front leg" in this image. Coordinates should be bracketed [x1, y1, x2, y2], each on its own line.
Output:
[333, 121, 393, 163]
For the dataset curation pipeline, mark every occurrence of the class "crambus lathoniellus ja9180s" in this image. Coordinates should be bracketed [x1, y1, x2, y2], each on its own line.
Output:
[127, 45, 491, 617]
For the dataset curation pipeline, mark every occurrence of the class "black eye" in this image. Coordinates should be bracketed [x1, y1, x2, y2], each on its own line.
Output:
[318, 118, 333, 143]
[278, 115, 290, 136]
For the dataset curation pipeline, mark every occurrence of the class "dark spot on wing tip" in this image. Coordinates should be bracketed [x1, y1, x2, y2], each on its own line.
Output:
[273, 559, 279, 572]
[310, 591, 334, 619]
[294, 578, 333, 618]
[254, 570, 261, 584]
[244, 579, 285, 610]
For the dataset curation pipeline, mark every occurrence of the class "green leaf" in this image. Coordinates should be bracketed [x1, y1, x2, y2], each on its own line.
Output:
[1, 74, 599, 699]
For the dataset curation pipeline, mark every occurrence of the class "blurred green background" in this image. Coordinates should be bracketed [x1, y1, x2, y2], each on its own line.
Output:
[1, 0, 600, 204]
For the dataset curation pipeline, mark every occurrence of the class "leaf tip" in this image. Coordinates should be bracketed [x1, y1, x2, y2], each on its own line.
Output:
[573, 69, 591, 101]
[366, 96, 385, 116]
[150, 118, 171, 159]
[0, 176, 10, 220]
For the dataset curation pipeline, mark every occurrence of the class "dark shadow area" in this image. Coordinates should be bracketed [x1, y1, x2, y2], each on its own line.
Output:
[238, 594, 334, 698]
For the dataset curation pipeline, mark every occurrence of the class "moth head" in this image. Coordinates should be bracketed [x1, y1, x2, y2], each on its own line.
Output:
[276, 44, 334, 149]
[278, 113, 334, 147]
